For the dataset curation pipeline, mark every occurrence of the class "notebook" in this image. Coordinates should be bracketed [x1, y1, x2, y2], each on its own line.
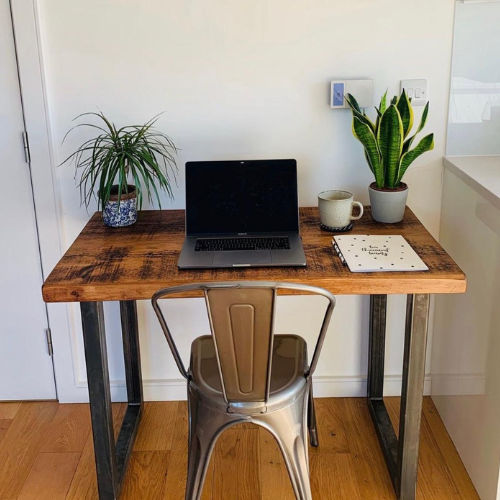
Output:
[332, 235, 428, 272]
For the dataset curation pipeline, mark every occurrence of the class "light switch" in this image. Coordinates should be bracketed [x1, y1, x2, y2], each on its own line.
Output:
[400, 79, 427, 106]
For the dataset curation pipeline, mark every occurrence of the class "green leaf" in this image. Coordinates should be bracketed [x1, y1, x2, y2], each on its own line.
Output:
[402, 100, 430, 155]
[379, 90, 388, 115]
[364, 151, 374, 174]
[416, 100, 429, 134]
[397, 133, 434, 184]
[346, 94, 375, 132]
[362, 110, 376, 132]
[390, 96, 398, 106]
[61, 111, 178, 212]
[396, 89, 414, 138]
[377, 104, 404, 188]
[352, 116, 384, 188]
[345, 93, 361, 113]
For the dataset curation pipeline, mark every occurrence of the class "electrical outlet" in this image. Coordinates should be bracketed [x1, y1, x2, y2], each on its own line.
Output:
[400, 79, 427, 106]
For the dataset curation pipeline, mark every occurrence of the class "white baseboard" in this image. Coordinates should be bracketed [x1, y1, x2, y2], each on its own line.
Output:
[311, 374, 432, 398]
[64, 373, 432, 403]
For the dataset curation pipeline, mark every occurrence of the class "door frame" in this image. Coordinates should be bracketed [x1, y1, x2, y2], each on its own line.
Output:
[9, 0, 73, 401]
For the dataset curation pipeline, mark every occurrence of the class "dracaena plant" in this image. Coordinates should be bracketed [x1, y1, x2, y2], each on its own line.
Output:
[346, 90, 434, 189]
[60, 112, 178, 210]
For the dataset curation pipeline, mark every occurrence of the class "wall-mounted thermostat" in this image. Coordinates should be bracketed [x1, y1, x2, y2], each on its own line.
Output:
[330, 79, 373, 109]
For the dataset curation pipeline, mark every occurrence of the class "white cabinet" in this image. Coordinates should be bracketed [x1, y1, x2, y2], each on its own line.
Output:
[433, 158, 500, 500]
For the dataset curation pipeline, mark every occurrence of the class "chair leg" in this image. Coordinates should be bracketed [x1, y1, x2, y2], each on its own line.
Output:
[186, 391, 216, 500]
[185, 390, 236, 500]
[185, 433, 212, 500]
[258, 389, 312, 500]
[307, 381, 319, 447]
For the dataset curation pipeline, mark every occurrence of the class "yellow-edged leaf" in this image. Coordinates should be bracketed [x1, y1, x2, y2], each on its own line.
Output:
[397, 133, 434, 184]
[353, 116, 384, 187]
[378, 105, 404, 188]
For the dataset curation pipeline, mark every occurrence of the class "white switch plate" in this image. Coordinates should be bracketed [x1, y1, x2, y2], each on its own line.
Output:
[400, 79, 427, 106]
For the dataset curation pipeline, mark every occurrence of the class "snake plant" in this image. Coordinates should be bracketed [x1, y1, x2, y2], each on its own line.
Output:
[60, 112, 178, 210]
[346, 90, 434, 189]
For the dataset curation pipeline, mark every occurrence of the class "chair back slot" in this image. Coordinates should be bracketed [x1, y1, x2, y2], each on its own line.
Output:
[205, 287, 275, 402]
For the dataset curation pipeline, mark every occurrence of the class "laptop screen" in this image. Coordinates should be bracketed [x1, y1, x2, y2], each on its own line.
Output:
[185, 159, 299, 235]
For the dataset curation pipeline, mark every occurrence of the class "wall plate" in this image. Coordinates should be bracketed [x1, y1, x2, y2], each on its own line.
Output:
[400, 79, 428, 106]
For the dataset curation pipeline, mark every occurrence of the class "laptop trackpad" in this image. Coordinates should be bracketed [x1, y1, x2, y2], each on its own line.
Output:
[214, 250, 272, 267]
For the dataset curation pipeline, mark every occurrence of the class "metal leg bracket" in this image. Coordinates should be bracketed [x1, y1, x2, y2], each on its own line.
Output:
[81, 300, 144, 500]
[367, 294, 430, 500]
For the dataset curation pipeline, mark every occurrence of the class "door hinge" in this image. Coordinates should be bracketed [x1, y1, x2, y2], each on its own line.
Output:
[45, 328, 53, 356]
[22, 131, 31, 164]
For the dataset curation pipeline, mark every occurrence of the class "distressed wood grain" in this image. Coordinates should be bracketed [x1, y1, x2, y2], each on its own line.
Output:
[42, 207, 466, 303]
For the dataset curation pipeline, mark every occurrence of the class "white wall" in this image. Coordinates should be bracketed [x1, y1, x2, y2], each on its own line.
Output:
[37, 0, 456, 402]
[447, 1, 500, 156]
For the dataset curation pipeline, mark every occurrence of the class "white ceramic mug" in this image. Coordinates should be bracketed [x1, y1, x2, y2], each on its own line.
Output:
[318, 190, 364, 228]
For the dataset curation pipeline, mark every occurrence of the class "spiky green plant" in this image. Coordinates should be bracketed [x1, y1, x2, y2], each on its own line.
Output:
[60, 112, 178, 211]
[346, 90, 434, 189]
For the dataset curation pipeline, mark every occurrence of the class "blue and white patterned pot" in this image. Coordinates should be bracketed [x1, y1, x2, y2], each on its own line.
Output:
[102, 185, 138, 227]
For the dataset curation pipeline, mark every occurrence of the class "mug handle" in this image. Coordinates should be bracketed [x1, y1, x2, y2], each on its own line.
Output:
[350, 201, 364, 221]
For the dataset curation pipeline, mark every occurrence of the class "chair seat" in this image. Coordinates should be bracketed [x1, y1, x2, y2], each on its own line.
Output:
[190, 334, 308, 405]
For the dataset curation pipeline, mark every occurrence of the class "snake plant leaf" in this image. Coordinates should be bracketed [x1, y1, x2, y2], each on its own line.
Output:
[397, 133, 434, 184]
[415, 100, 429, 135]
[391, 96, 398, 106]
[402, 100, 430, 155]
[352, 116, 384, 188]
[345, 93, 361, 113]
[375, 115, 381, 137]
[396, 89, 414, 139]
[346, 94, 375, 132]
[364, 150, 374, 174]
[374, 108, 382, 136]
[362, 110, 376, 131]
[377, 104, 404, 188]
[379, 90, 388, 115]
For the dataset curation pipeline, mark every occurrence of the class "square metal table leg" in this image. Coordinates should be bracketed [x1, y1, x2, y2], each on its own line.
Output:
[81, 301, 144, 500]
[367, 294, 430, 500]
[397, 294, 430, 499]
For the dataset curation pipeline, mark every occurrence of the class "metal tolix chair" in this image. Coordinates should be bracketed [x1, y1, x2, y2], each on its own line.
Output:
[152, 281, 336, 500]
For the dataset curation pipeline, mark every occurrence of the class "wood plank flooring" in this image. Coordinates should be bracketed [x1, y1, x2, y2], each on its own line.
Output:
[0, 398, 479, 500]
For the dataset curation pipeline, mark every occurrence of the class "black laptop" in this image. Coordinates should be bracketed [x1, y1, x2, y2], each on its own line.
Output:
[178, 159, 307, 269]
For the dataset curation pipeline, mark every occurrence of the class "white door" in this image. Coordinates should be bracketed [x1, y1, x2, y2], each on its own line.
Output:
[0, 0, 56, 400]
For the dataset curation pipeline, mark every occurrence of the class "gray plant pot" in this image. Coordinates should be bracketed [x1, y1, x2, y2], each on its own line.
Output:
[368, 182, 408, 223]
[102, 184, 138, 227]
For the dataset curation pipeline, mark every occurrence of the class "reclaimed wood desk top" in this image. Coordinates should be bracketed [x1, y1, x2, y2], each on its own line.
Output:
[42, 207, 466, 303]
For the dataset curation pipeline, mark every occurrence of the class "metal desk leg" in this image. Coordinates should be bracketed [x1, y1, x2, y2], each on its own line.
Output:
[397, 294, 430, 499]
[81, 301, 144, 500]
[367, 294, 430, 500]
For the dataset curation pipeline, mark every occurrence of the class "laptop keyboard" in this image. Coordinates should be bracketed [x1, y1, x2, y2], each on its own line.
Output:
[195, 237, 290, 252]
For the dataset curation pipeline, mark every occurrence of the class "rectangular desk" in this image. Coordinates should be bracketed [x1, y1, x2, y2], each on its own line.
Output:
[42, 207, 466, 500]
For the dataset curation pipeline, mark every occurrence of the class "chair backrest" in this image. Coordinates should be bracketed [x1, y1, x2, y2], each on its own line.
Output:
[152, 281, 336, 404]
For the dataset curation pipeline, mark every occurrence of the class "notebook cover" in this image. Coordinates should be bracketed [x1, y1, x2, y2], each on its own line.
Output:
[332, 235, 428, 272]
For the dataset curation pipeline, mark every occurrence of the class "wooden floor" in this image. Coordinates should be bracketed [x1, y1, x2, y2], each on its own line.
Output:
[0, 397, 478, 500]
